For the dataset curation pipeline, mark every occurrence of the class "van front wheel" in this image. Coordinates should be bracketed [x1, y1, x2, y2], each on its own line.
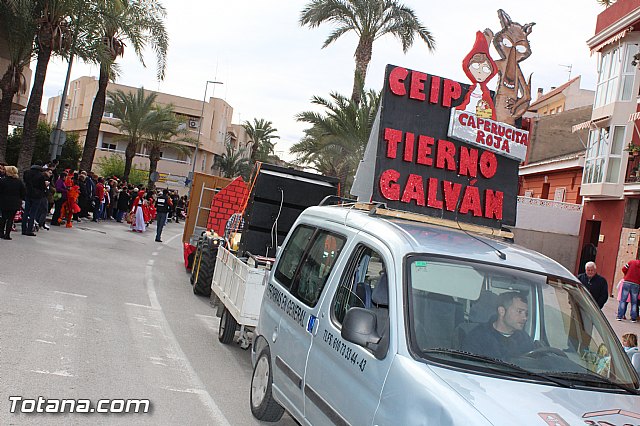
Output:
[250, 346, 284, 422]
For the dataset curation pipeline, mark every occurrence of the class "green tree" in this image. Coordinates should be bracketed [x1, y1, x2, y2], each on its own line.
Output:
[300, 0, 435, 104]
[79, 0, 168, 172]
[17, 0, 75, 173]
[0, 0, 36, 163]
[242, 118, 280, 162]
[96, 153, 148, 186]
[213, 142, 252, 180]
[6, 122, 81, 170]
[292, 88, 379, 194]
[143, 105, 193, 190]
[105, 87, 158, 182]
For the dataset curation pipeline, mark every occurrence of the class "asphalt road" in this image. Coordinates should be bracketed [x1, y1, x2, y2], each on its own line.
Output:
[0, 219, 298, 426]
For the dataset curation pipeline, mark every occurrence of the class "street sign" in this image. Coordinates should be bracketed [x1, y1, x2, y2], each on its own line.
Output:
[50, 129, 67, 146]
[9, 110, 25, 127]
[149, 171, 160, 182]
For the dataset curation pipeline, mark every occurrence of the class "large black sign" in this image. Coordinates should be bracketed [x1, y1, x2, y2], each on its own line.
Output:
[371, 64, 519, 228]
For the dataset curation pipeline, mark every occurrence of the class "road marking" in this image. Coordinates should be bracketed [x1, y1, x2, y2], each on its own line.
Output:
[35, 340, 56, 345]
[145, 260, 231, 425]
[30, 369, 74, 377]
[0, 280, 8, 285]
[152, 252, 158, 256]
[125, 302, 155, 309]
[53, 291, 88, 298]
[147, 259, 155, 266]
[163, 386, 199, 394]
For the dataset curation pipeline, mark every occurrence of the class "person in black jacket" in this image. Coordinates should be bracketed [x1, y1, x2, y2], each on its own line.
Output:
[115, 186, 131, 223]
[577, 261, 609, 309]
[0, 166, 27, 240]
[21, 162, 46, 236]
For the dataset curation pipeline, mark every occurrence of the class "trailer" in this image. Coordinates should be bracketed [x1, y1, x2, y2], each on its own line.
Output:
[211, 246, 272, 348]
[209, 163, 340, 348]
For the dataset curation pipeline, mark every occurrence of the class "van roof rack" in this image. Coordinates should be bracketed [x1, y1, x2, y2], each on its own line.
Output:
[319, 195, 358, 206]
[352, 202, 514, 240]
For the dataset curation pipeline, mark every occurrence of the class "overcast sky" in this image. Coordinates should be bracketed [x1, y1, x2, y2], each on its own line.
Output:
[40, 0, 604, 159]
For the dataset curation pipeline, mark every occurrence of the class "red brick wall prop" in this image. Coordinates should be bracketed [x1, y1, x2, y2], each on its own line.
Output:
[206, 177, 249, 237]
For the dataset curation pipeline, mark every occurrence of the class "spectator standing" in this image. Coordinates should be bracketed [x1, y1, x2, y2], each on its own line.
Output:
[22, 162, 46, 236]
[93, 177, 105, 222]
[618, 259, 640, 322]
[0, 166, 26, 240]
[38, 169, 54, 230]
[51, 172, 68, 226]
[116, 186, 130, 222]
[622, 333, 639, 360]
[577, 261, 609, 309]
[154, 189, 172, 242]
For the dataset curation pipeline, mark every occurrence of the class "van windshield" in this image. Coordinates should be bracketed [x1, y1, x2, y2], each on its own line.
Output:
[406, 256, 639, 390]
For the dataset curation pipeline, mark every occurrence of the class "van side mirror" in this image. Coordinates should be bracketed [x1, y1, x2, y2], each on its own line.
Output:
[342, 308, 381, 347]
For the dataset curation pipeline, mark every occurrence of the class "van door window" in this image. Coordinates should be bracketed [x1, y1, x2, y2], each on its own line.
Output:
[332, 246, 389, 341]
[291, 231, 346, 307]
[274, 225, 315, 290]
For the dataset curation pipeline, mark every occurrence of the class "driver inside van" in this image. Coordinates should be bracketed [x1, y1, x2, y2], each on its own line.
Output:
[462, 291, 534, 359]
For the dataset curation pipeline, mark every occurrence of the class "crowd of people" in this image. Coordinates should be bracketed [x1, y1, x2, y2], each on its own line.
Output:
[0, 160, 187, 241]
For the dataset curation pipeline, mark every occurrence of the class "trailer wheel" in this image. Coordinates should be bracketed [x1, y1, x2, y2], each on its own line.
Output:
[250, 346, 284, 422]
[193, 238, 216, 297]
[218, 307, 237, 344]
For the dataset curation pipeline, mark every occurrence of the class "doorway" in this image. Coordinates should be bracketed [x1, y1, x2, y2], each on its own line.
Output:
[578, 220, 601, 274]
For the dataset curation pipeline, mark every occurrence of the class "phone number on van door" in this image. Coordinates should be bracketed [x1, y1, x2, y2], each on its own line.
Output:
[323, 329, 367, 372]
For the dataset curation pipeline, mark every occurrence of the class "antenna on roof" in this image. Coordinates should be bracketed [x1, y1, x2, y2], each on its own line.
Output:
[559, 64, 573, 81]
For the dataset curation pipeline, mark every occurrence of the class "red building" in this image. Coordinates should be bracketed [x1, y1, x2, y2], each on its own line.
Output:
[580, 0, 640, 289]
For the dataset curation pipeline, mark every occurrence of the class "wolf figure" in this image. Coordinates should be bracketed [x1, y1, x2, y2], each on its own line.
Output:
[484, 10, 534, 126]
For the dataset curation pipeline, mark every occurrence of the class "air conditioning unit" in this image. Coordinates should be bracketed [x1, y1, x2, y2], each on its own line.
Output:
[188, 119, 197, 128]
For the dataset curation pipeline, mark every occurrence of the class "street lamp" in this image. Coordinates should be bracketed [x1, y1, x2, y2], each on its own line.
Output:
[189, 80, 223, 186]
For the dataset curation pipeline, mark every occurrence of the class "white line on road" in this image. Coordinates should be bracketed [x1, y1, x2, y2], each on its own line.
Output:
[30, 369, 74, 377]
[53, 291, 88, 298]
[35, 340, 56, 345]
[0, 280, 8, 285]
[147, 259, 155, 266]
[145, 258, 231, 426]
[152, 252, 158, 256]
[125, 302, 156, 309]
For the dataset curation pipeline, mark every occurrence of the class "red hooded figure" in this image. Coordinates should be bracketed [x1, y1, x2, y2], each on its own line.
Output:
[457, 31, 497, 120]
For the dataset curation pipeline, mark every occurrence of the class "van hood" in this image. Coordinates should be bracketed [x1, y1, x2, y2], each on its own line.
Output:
[430, 365, 640, 426]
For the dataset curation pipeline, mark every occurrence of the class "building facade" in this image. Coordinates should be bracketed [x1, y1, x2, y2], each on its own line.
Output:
[580, 0, 640, 288]
[45, 76, 253, 189]
[513, 78, 593, 271]
[0, 29, 31, 112]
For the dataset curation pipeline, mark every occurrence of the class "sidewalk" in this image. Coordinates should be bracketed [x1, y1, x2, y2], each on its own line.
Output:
[602, 296, 639, 340]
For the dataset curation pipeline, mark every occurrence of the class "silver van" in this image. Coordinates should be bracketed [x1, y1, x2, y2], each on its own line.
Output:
[250, 204, 639, 425]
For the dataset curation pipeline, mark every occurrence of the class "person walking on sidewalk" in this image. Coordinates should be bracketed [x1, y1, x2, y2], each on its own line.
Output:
[577, 261, 609, 309]
[154, 189, 172, 242]
[618, 259, 640, 322]
[0, 166, 26, 240]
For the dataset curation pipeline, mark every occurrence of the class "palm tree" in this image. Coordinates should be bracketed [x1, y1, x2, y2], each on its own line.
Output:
[300, 0, 435, 104]
[214, 142, 252, 180]
[0, 0, 36, 163]
[79, 0, 168, 172]
[17, 0, 75, 173]
[292, 88, 379, 193]
[242, 118, 280, 162]
[143, 105, 193, 190]
[596, 0, 615, 6]
[105, 87, 158, 182]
